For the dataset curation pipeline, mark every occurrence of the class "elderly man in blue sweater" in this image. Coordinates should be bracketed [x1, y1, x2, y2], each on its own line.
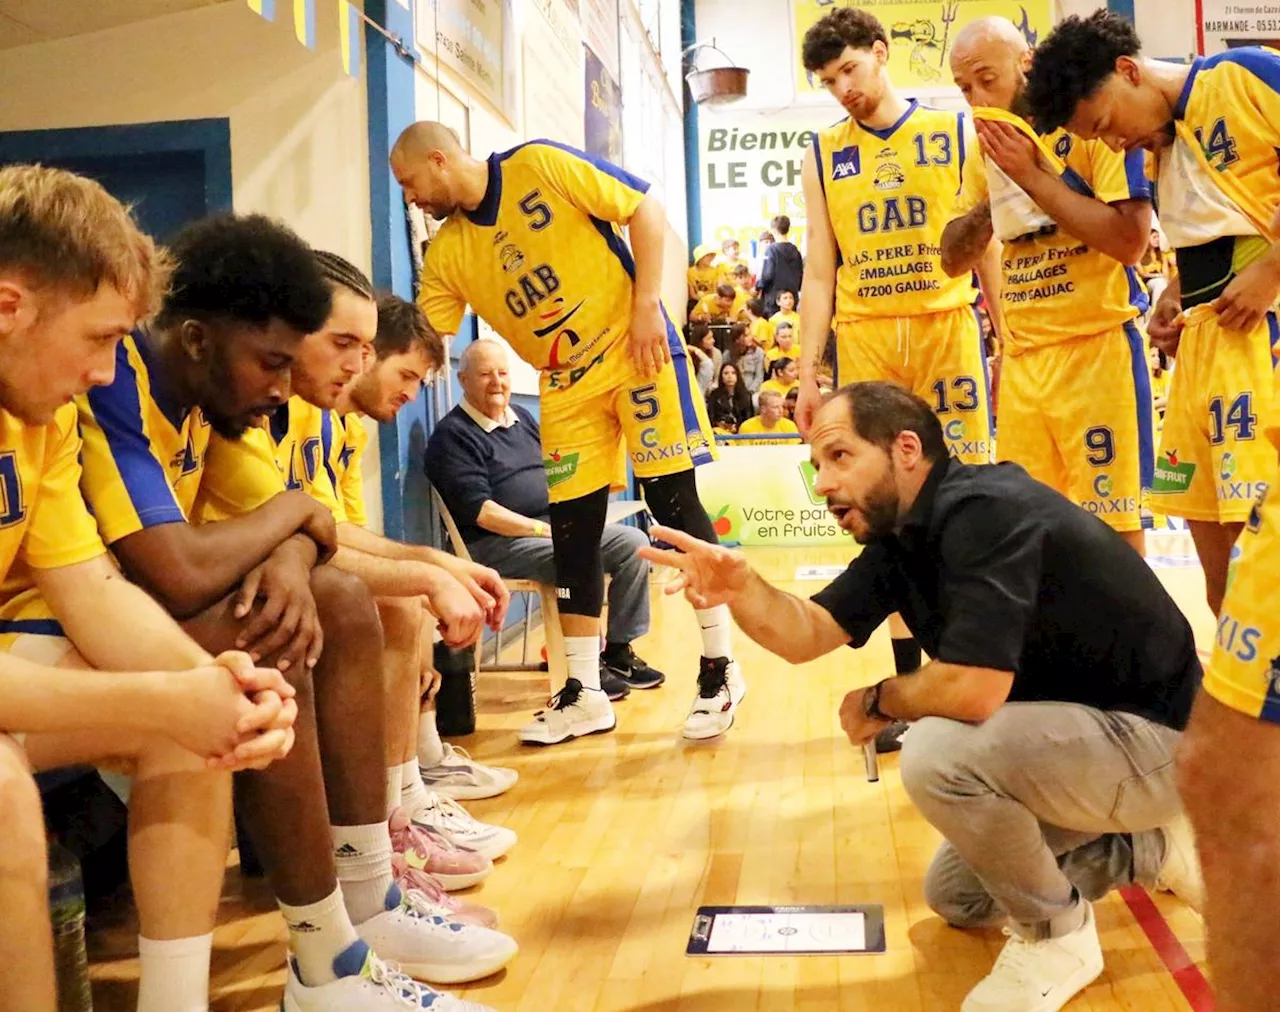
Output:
[426, 340, 665, 703]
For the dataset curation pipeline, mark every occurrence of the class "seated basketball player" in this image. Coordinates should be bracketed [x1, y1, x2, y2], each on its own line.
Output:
[196, 256, 519, 875]
[73, 214, 510, 1011]
[642, 382, 1205, 1012]
[335, 297, 528, 799]
[0, 164, 297, 1012]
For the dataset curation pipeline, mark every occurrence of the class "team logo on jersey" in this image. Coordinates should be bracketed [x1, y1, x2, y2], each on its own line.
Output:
[830, 146, 862, 180]
[499, 243, 526, 274]
[1221, 452, 1238, 482]
[1093, 474, 1113, 498]
[874, 162, 905, 191]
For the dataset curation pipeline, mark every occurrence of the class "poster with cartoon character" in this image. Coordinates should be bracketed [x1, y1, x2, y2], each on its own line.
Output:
[793, 0, 1053, 95]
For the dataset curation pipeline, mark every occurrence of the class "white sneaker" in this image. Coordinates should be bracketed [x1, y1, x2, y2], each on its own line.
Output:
[282, 944, 496, 1011]
[962, 901, 1104, 1012]
[682, 658, 746, 740]
[411, 792, 518, 861]
[1155, 812, 1204, 914]
[518, 678, 616, 746]
[355, 888, 518, 984]
[421, 743, 519, 801]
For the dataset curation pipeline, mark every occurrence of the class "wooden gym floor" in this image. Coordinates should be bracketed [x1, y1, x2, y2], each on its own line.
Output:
[86, 542, 1215, 1011]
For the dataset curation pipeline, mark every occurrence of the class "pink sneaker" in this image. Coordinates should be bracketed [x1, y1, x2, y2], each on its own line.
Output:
[391, 853, 500, 929]
[389, 807, 492, 891]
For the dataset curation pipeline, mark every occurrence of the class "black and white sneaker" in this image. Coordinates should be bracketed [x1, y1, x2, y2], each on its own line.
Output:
[683, 657, 746, 740]
[518, 678, 616, 746]
[599, 663, 632, 702]
[603, 645, 666, 690]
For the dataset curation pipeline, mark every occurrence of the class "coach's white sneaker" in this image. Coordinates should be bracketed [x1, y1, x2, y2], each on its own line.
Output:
[282, 941, 496, 1011]
[683, 657, 746, 740]
[961, 902, 1104, 1012]
[518, 677, 616, 746]
[1155, 812, 1204, 914]
[421, 743, 519, 801]
[355, 887, 518, 984]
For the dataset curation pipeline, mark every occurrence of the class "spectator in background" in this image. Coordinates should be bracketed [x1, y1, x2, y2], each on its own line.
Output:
[751, 230, 775, 281]
[729, 263, 754, 301]
[689, 323, 723, 394]
[758, 215, 804, 316]
[706, 361, 755, 430]
[730, 325, 766, 397]
[1138, 227, 1175, 309]
[691, 283, 746, 324]
[770, 290, 800, 339]
[784, 388, 800, 422]
[767, 322, 799, 366]
[760, 356, 800, 400]
[739, 389, 800, 437]
[687, 244, 719, 310]
[717, 238, 751, 286]
[744, 297, 775, 350]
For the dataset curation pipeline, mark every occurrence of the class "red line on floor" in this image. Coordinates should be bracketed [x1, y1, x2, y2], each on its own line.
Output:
[1119, 886, 1214, 1011]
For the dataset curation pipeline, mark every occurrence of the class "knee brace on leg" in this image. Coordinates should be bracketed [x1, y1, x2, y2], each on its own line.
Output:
[640, 470, 718, 544]
[549, 486, 610, 618]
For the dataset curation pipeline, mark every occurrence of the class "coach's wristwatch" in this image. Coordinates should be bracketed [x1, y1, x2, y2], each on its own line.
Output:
[863, 679, 892, 722]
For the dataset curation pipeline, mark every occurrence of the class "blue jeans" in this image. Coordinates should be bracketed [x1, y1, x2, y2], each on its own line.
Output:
[467, 524, 650, 644]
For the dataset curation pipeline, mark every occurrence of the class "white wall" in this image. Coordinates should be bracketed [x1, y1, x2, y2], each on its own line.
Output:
[1134, 0, 1198, 58]
[0, 0, 383, 528]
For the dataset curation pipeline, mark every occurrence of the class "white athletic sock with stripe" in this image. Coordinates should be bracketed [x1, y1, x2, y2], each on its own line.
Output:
[332, 822, 396, 926]
[566, 636, 602, 691]
[400, 758, 432, 819]
[278, 886, 361, 987]
[417, 710, 445, 767]
[696, 605, 734, 661]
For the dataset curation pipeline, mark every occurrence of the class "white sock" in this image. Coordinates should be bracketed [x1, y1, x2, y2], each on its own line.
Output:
[385, 763, 403, 819]
[399, 758, 432, 818]
[417, 710, 444, 767]
[566, 635, 602, 691]
[278, 886, 361, 987]
[136, 933, 212, 1012]
[696, 605, 734, 661]
[331, 823, 396, 927]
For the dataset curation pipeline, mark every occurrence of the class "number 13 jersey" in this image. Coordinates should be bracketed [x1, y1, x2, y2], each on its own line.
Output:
[813, 101, 978, 322]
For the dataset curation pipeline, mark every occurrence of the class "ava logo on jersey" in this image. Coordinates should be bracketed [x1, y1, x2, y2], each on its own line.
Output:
[830, 146, 861, 180]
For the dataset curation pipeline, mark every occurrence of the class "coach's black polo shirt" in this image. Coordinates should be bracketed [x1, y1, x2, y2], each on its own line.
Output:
[812, 458, 1201, 730]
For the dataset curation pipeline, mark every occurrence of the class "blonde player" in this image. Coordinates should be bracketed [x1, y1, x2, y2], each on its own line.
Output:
[391, 124, 743, 747]
[0, 165, 297, 1012]
[941, 16, 1155, 554]
[1026, 13, 1280, 1009]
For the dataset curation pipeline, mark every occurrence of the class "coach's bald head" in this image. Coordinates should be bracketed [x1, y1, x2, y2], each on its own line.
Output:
[950, 16, 1034, 116]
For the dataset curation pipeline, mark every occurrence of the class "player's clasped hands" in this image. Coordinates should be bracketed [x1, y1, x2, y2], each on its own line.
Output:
[176, 650, 298, 771]
[638, 525, 751, 609]
[630, 296, 673, 379]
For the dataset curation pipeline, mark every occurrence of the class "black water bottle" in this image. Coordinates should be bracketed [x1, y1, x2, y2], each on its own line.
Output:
[433, 641, 477, 737]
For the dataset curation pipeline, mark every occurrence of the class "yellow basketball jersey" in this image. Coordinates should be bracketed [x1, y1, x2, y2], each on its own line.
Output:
[77, 334, 214, 545]
[957, 130, 1150, 354]
[197, 396, 344, 523]
[421, 141, 680, 382]
[0, 406, 106, 629]
[334, 412, 369, 527]
[814, 102, 978, 321]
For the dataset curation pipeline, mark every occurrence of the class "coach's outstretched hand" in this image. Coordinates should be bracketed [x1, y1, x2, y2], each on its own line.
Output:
[630, 296, 672, 380]
[639, 525, 750, 609]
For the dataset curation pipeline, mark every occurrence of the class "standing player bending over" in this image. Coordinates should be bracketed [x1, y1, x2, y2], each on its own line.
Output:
[1026, 13, 1280, 1009]
[0, 165, 296, 1012]
[75, 215, 508, 1012]
[941, 16, 1154, 555]
[392, 123, 743, 746]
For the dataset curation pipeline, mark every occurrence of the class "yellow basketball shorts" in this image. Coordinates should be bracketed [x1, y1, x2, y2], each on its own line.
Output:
[835, 305, 993, 464]
[538, 320, 716, 504]
[1151, 305, 1278, 523]
[1204, 476, 1280, 721]
[998, 322, 1154, 533]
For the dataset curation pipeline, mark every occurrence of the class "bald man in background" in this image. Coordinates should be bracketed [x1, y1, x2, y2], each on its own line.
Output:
[940, 17, 1156, 554]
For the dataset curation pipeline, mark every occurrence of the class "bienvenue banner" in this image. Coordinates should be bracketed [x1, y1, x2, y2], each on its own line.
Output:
[697, 443, 855, 546]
